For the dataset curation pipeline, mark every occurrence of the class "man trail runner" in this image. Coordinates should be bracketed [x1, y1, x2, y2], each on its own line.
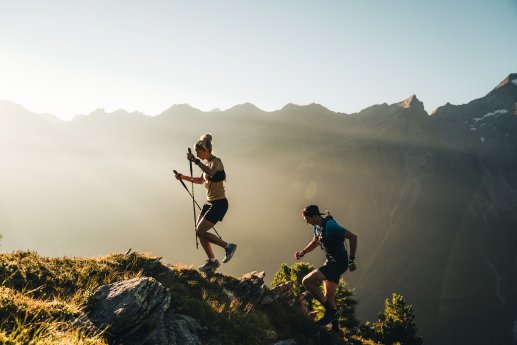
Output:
[295, 205, 358, 326]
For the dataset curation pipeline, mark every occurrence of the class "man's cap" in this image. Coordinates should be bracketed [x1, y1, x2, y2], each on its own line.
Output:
[302, 205, 322, 217]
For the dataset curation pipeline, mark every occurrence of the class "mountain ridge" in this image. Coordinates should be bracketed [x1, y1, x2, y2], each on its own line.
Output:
[2, 73, 515, 122]
[0, 73, 516, 345]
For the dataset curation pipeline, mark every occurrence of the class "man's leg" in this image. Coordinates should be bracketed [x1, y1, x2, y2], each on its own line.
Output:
[311, 277, 339, 325]
[302, 270, 328, 305]
[323, 280, 338, 309]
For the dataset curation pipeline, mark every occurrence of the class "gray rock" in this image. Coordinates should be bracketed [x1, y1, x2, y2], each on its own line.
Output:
[140, 310, 207, 345]
[262, 281, 294, 305]
[238, 271, 267, 299]
[236, 271, 296, 305]
[170, 314, 205, 345]
[87, 277, 170, 340]
[86, 276, 215, 345]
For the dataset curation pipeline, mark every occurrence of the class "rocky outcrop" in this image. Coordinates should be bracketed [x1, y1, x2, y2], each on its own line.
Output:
[85, 276, 213, 345]
[143, 311, 209, 345]
[86, 277, 170, 343]
[233, 271, 295, 305]
[84, 272, 299, 345]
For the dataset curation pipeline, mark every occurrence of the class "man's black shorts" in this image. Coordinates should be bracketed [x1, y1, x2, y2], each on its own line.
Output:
[200, 198, 229, 224]
[319, 260, 348, 284]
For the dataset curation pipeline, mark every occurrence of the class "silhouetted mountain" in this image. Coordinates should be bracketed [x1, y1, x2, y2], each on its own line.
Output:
[225, 102, 264, 114]
[1, 74, 516, 345]
[0, 100, 59, 124]
[158, 103, 203, 118]
[396, 94, 425, 111]
[431, 73, 517, 169]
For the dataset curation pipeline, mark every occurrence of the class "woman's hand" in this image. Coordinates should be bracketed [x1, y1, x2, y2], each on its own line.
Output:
[294, 250, 305, 260]
[187, 152, 195, 161]
[187, 152, 200, 165]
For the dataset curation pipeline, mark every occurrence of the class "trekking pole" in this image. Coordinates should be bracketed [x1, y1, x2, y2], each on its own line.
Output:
[173, 170, 222, 239]
[187, 148, 199, 248]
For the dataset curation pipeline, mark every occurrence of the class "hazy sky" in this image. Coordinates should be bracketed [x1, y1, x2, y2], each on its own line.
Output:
[1, 0, 516, 120]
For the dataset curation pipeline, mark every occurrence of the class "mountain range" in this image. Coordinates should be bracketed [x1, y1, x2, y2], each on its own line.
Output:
[1, 73, 516, 345]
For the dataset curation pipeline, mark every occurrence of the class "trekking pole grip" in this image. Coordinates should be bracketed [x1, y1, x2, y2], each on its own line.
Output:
[187, 148, 198, 248]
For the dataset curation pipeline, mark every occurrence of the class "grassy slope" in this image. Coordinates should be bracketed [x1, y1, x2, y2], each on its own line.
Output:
[0, 251, 374, 345]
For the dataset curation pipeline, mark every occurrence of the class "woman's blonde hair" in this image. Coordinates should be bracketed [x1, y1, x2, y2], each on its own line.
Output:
[195, 133, 213, 152]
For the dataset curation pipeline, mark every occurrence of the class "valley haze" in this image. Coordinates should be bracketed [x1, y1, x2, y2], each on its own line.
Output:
[1, 74, 517, 345]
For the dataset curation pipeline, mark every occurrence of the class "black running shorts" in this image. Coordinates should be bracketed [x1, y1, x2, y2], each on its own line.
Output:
[200, 198, 229, 224]
[319, 260, 348, 284]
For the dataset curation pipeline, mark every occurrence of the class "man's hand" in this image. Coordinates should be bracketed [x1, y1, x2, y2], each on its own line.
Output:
[295, 250, 305, 260]
[348, 257, 357, 271]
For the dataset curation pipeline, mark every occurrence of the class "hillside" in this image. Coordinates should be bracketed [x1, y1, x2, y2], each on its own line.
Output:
[0, 250, 423, 344]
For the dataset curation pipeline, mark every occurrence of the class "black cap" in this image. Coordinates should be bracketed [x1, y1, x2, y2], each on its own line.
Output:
[302, 205, 322, 217]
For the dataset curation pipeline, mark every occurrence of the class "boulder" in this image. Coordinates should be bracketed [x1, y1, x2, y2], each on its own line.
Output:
[86, 276, 213, 345]
[236, 271, 295, 305]
[87, 277, 170, 340]
[237, 271, 267, 299]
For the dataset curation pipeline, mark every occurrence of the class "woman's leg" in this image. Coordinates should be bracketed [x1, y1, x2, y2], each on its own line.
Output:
[196, 217, 228, 258]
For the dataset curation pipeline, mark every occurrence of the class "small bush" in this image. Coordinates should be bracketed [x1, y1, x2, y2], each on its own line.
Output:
[358, 293, 423, 345]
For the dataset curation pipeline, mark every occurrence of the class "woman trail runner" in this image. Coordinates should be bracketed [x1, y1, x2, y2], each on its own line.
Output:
[175, 133, 237, 273]
[295, 204, 358, 325]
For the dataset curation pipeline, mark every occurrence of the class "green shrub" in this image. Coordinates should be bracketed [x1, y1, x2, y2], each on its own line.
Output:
[359, 293, 423, 345]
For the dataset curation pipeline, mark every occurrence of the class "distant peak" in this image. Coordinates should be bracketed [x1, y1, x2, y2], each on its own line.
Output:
[0, 100, 34, 114]
[306, 103, 331, 112]
[92, 107, 106, 113]
[86, 108, 145, 117]
[281, 103, 331, 112]
[396, 95, 424, 110]
[156, 104, 203, 117]
[0, 100, 61, 121]
[225, 103, 263, 112]
[88, 108, 111, 116]
[165, 104, 201, 113]
[430, 102, 454, 116]
[281, 103, 298, 110]
[493, 73, 517, 90]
